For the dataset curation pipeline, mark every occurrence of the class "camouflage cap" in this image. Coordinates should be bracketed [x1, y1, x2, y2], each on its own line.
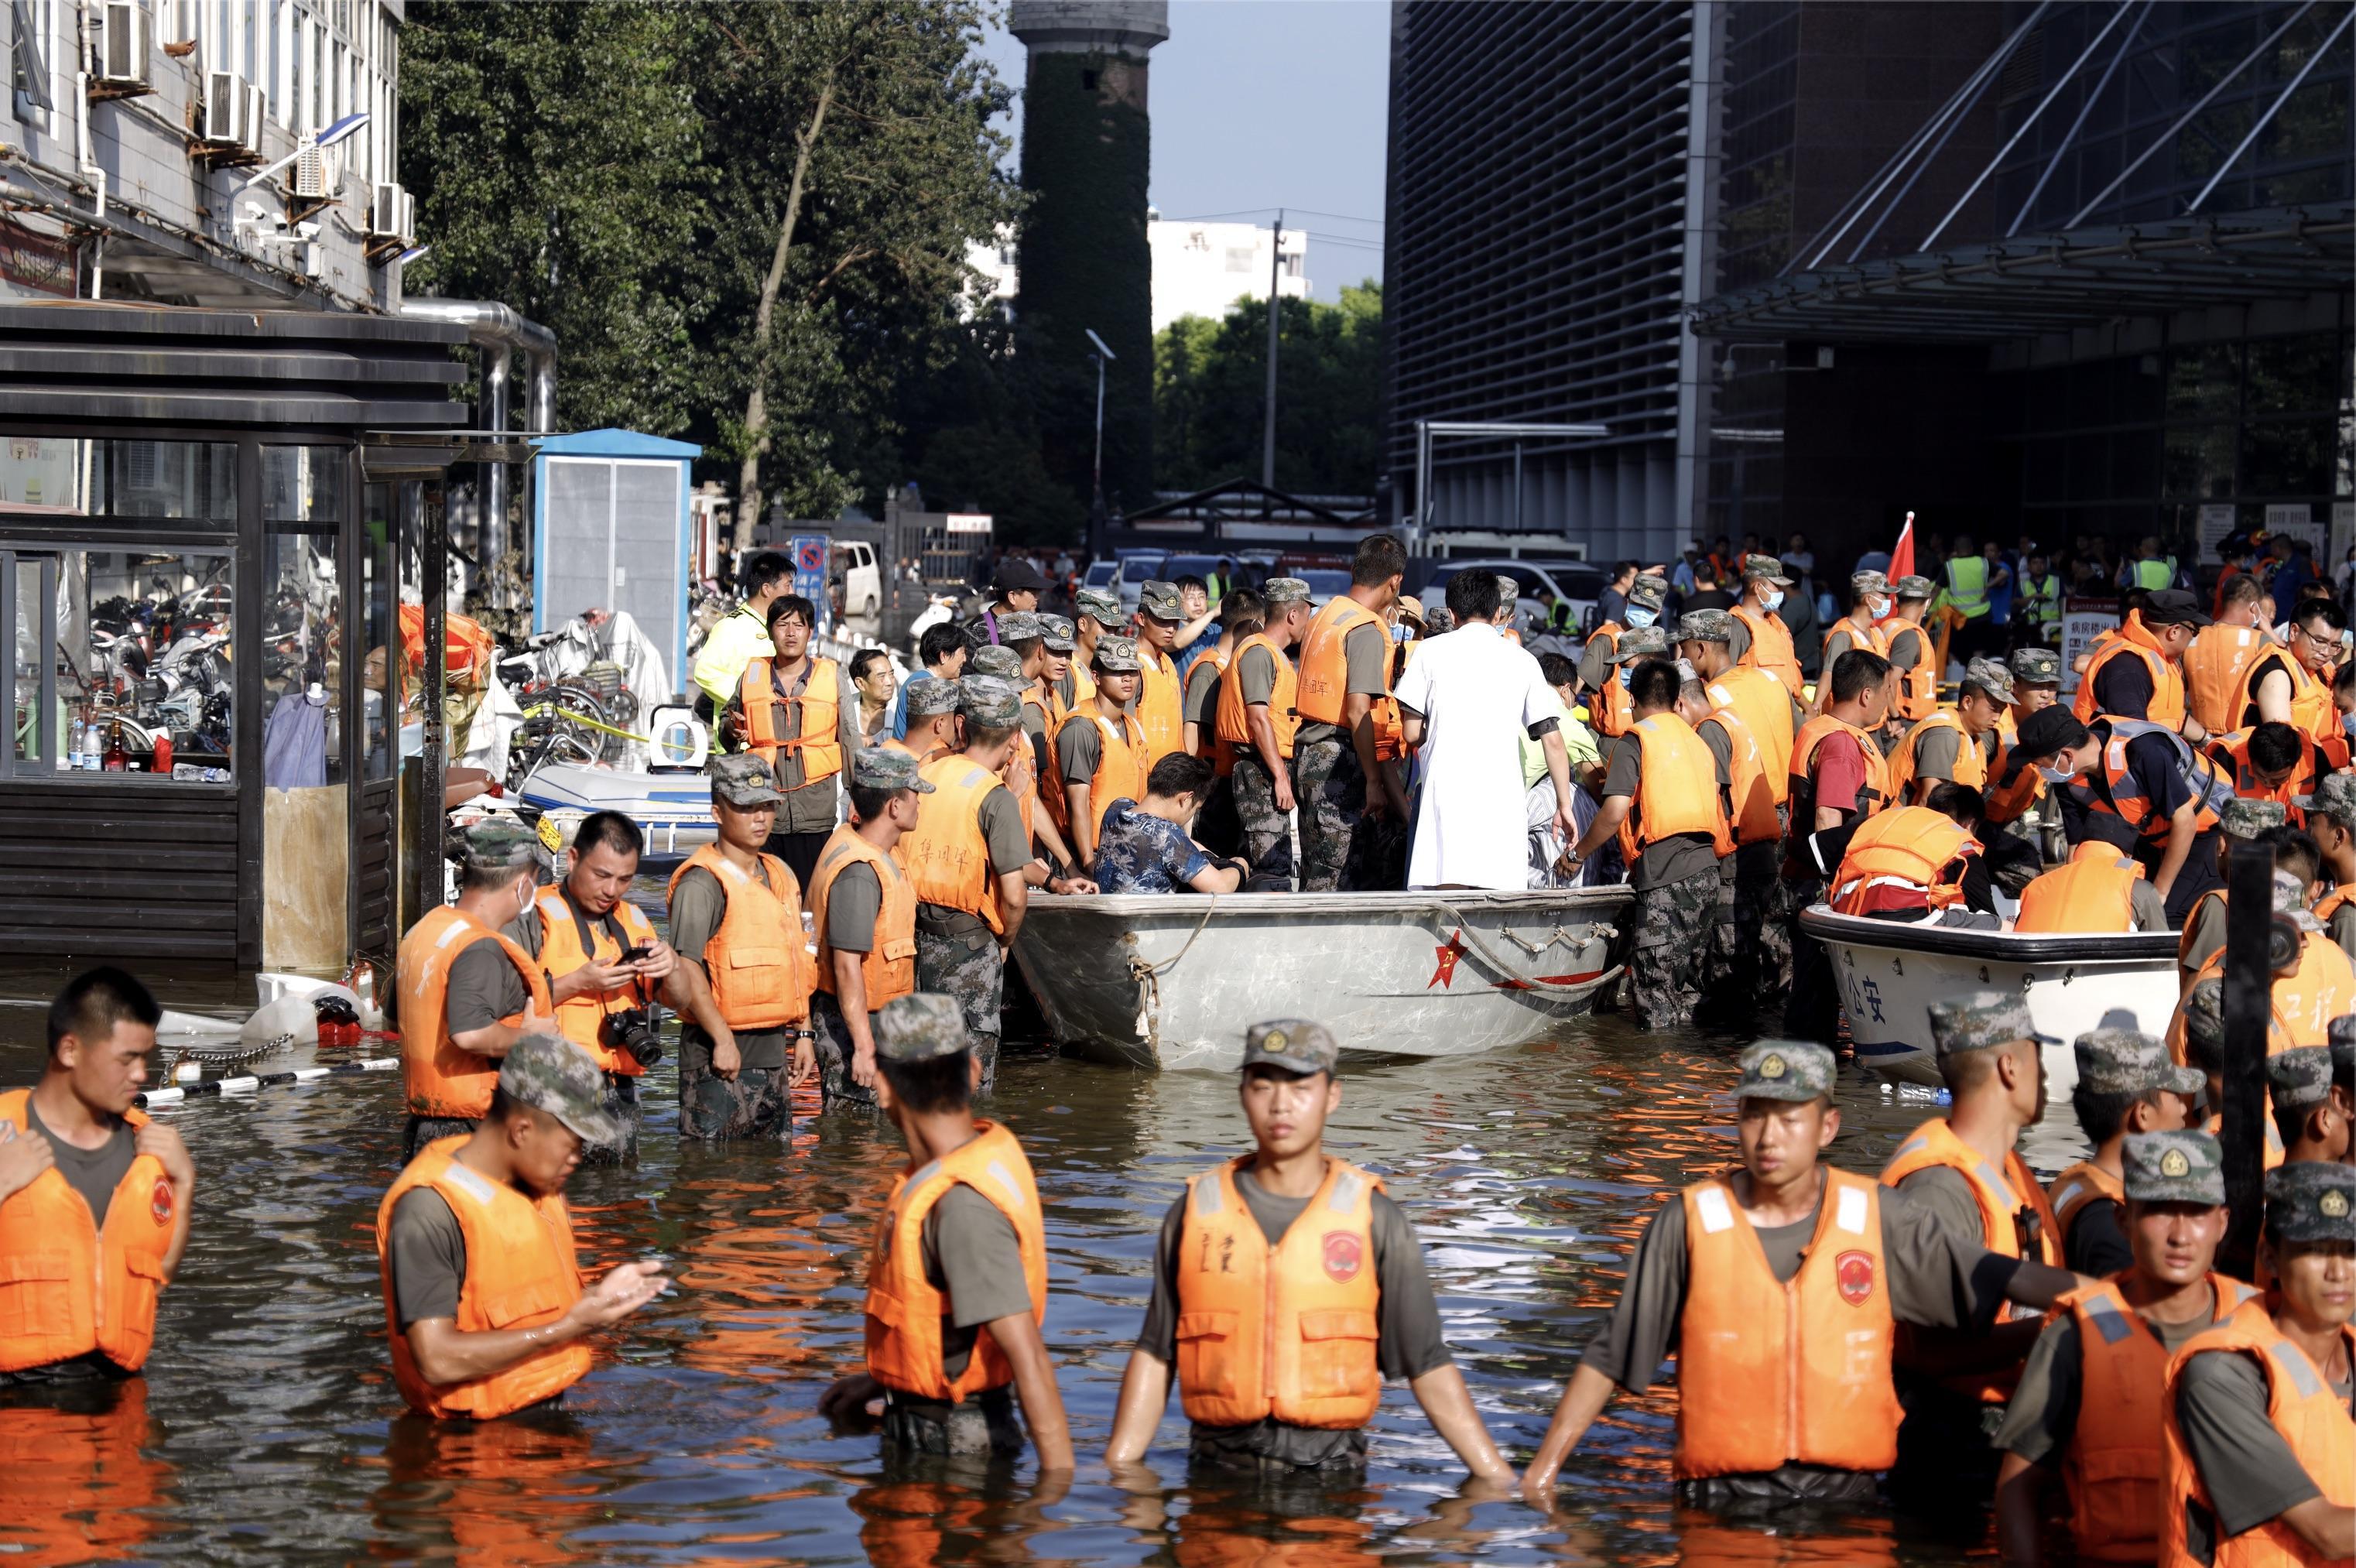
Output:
[1626, 574, 1667, 611]
[1039, 614, 1077, 652]
[902, 673, 962, 718]
[1426, 607, 1458, 634]
[1138, 580, 1184, 621]
[995, 611, 1045, 644]
[1093, 635, 1143, 673]
[2293, 771, 2356, 828]
[2220, 797, 2288, 840]
[1260, 576, 1313, 607]
[875, 992, 971, 1064]
[1742, 553, 1793, 585]
[1893, 574, 1937, 601]
[1964, 656, 2016, 704]
[1927, 990, 2056, 1059]
[2180, 977, 2227, 1070]
[455, 820, 550, 876]
[2263, 1160, 2354, 1244]
[1677, 608, 1737, 643]
[1851, 570, 1890, 598]
[2265, 1046, 2335, 1110]
[1495, 575, 1520, 604]
[848, 745, 936, 795]
[1736, 1039, 1835, 1104]
[1241, 1018, 1341, 1077]
[1075, 587, 1124, 625]
[1613, 626, 1673, 663]
[2073, 1028, 2204, 1098]
[967, 644, 1026, 681]
[710, 751, 786, 807]
[2121, 1130, 2226, 1207]
[2274, 868, 2323, 931]
[498, 1033, 622, 1147]
[957, 673, 1026, 728]
[2009, 647, 2063, 687]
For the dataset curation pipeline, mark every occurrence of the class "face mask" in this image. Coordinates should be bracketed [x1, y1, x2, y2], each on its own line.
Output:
[2341, 712, 2356, 741]
[1867, 597, 1892, 618]
[1758, 590, 1785, 612]
[2036, 764, 2075, 785]
[1625, 608, 1658, 629]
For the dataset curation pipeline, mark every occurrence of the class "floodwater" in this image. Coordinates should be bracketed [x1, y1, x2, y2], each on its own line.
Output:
[0, 906, 2085, 1566]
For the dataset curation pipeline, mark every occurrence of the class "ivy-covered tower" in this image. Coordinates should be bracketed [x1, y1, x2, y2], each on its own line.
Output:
[1008, 2, 1168, 522]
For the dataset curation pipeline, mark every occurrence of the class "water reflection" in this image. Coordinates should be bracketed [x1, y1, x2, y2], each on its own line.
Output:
[0, 1380, 174, 1565]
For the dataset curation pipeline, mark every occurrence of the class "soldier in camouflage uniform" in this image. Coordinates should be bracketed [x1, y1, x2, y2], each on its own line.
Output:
[1677, 608, 1790, 1010]
[2265, 1045, 2351, 1162]
[1988, 646, 2065, 851]
[1227, 577, 1313, 884]
[809, 747, 930, 1115]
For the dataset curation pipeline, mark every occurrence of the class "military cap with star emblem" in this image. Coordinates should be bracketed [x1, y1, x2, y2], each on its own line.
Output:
[1735, 1040, 1834, 1104]
[1074, 587, 1125, 626]
[1241, 1018, 1341, 1077]
[2121, 1130, 2225, 1206]
[874, 992, 971, 1064]
[1928, 991, 2056, 1059]
[2263, 1161, 2354, 1244]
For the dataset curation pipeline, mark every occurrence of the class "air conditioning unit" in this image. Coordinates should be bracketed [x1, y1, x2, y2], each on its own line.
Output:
[368, 180, 405, 238]
[399, 191, 416, 245]
[289, 139, 327, 198]
[202, 70, 245, 146]
[241, 84, 268, 155]
[96, 0, 149, 86]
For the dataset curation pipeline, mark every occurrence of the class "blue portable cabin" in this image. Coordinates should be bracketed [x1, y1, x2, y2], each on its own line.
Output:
[530, 428, 702, 695]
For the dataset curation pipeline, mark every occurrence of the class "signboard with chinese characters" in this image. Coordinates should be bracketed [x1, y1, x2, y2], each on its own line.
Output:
[2060, 595, 2118, 695]
[945, 512, 993, 535]
[2265, 502, 2325, 553]
[2197, 502, 2238, 560]
[0, 436, 82, 514]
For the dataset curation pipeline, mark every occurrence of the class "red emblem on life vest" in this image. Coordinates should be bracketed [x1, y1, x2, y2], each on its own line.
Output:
[1322, 1231, 1362, 1282]
[1836, 1249, 1875, 1306]
[149, 1178, 174, 1224]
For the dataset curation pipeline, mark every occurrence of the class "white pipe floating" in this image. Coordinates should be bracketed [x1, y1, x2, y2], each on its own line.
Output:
[138, 1057, 400, 1108]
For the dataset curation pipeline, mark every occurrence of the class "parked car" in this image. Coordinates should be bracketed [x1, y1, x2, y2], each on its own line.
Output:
[1417, 559, 1604, 638]
[1112, 549, 1167, 620]
[830, 539, 882, 618]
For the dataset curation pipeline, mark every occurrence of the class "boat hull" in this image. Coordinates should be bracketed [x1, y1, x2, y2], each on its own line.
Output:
[519, 762, 718, 858]
[1803, 906, 2179, 1094]
[1012, 888, 1632, 1070]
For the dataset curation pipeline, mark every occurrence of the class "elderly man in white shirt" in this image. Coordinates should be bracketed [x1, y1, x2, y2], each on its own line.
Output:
[1394, 568, 1577, 888]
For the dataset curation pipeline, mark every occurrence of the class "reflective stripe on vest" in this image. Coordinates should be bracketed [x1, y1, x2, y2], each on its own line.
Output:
[376, 1135, 590, 1419]
[1173, 1157, 1384, 1430]
[2096, 719, 2234, 840]
[1822, 616, 1889, 665]
[1888, 709, 1989, 800]
[533, 887, 661, 1073]
[0, 1090, 171, 1374]
[808, 823, 917, 1012]
[1214, 632, 1301, 759]
[396, 906, 553, 1121]
[1296, 597, 1380, 728]
[1704, 665, 1794, 806]
[2046, 1159, 2125, 1244]
[906, 757, 1013, 933]
[864, 1122, 1047, 1402]
[1882, 1116, 2060, 1402]
[1830, 806, 1981, 914]
[740, 656, 844, 784]
[664, 846, 813, 1031]
[1616, 713, 1734, 865]
[2015, 844, 2145, 934]
[1947, 556, 1989, 617]
[2210, 728, 2320, 824]
[1674, 1167, 1901, 1477]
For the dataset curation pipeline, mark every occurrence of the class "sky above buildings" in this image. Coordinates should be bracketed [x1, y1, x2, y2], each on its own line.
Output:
[977, 0, 1392, 302]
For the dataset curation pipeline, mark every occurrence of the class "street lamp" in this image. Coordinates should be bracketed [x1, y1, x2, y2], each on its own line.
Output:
[1085, 327, 1115, 515]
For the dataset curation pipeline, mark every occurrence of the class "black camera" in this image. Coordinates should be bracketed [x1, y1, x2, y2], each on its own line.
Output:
[605, 1007, 665, 1069]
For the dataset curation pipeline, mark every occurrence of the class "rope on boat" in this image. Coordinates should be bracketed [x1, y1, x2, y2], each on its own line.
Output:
[1427, 902, 1626, 998]
[1125, 895, 1224, 1025]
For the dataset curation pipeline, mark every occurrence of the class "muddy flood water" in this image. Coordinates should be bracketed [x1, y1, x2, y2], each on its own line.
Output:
[0, 892, 2094, 1566]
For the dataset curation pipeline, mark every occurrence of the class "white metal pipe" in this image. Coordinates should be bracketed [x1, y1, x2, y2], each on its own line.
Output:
[2186, 5, 2354, 214]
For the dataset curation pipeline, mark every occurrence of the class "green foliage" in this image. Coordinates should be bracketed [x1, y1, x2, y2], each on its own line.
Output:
[1155, 281, 1384, 497]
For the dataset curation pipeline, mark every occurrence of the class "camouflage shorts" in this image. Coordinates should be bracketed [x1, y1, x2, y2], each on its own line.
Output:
[882, 1387, 1023, 1460]
[1628, 869, 1717, 1031]
[915, 923, 1002, 1092]
[810, 993, 881, 1114]
[676, 1032, 793, 1141]
[1228, 751, 1296, 883]
[1708, 840, 1789, 1006]
[1292, 737, 1404, 892]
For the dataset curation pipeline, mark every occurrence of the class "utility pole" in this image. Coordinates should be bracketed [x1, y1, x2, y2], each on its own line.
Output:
[1262, 208, 1282, 490]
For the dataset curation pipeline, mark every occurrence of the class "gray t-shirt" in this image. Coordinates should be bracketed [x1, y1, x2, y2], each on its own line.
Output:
[924, 1184, 1032, 1381]
[1576, 632, 1618, 696]
[1889, 626, 1926, 680]
[387, 1186, 467, 1328]
[2181, 891, 2228, 976]
[823, 861, 882, 953]
[669, 862, 793, 1071]
[1912, 724, 1963, 787]
[1183, 659, 1222, 728]
[1057, 715, 1103, 787]
[1603, 729, 1724, 891]
[2173, 1341, 2354, 1540]
[25, 1100, 136, 1227]
[2132, 879, 2170, 931]
[1235, 643, 1279, 709]
[444, 937, 530, 1036]
[1995, 1297, 2219, 1465]
[2329, 898, 2356, 965]
[1295, 621, 1389, 747]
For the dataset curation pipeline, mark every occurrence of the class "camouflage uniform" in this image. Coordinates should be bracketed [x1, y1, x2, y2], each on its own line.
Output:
[677, 1043, 790, 1141]
[912, 677, 1025, 1094]
[1294, 736, 1403, 890]
[1228, 578, 1311, 882]
[1680, 610, 1789, 1009]
[1628, 868, 1718, 1031]
[810, 993, 880, 1114]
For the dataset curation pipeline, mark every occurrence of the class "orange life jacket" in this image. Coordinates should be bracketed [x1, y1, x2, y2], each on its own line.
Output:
[1732, 603, 1803, 697]
[1214, 633, 1300, 762]
[0, 1090, 173, 1375]
[1296, 597, 1382, 728]
[2015, 843, 2147, 933]
[2233, 646, 2337, 745]
[2186, 625, 2272, 738]
[2075, 614, 2187, 730]
[1985, 706, 2048, 823]
[2161, 1298, 2356, 1568]
[1189, 650, 1235, 778]
[2047, 1159, 2125, 1249]
[375, 1135, 591, 1420]
[1701, 704, 1781, 847]
[807, 823, 917, 1012]
[1704, 665, 1794, 805]
[1886, 709, 1990, 801]
[2063, 1274, 2258, 1563]
[531, 886, 662, 1075]
[663, 846, 813, 1032]
[1881, 1117, 2062, 1402]
[863, 1121, 1046, 1402]
[1074, 709, 1149, 841]
[739, 656, 844, 786]
[1791, 714, 1892, 824]
[906, 755, 1015, 934]
[2208, 728, 2321, 826]
[2091, 718, 2234, 842]
[1615, 712, 1734, 865]
[2313, 884, 2355, 933]
[1830, 806, 1981, 914]
[1886, 621, 1937, 721]
[1173, 1156, 1385, 1430]
[397, 906, 554, 1121]
[1821, 615, 1889, 666]
[1374, 639, 1407, 762]
[1673, 1166, 1902, 1477]
[1136, 645, 1184, 765]
[2183, 932, 2356, 1053]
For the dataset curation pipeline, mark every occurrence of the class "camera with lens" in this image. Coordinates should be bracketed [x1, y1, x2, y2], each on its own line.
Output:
[604, 1006, 665, 1069]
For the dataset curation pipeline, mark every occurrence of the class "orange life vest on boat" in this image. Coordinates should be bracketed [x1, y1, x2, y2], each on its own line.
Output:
[2061, 1274, 2258, 1563]
[1821, 615, 1889, 666]
[1881, 1118, 2061, 1402]
[1673, 1166, 1902, 1478]
[2014, 843, 2146, 933]
[1885, 621, 1937, 721]
[1886, 708, 1989, 800]
[1189, 650, 1235, 778]
[1703, 665, 1794, 805]
[1700, 704, 1781, 847]
[1791, 714, 1892, 823]
[2185, 625, 2271, 738]
[1615, 713, 1734, 865]
[0, 1090, 173, 1375]
[531, 886, 661, 1075]
[906, 756, 1016, 934]
[739, 656, 843, 786]
[2161, 1299, 2356, 1568]
[376, 1135, 591, 1420]
[1733, 604, 1803, 697]
[2076, 614, 2187, 730]
[663, 846, 813, 1031]
[1214, 633, 1300, 762]
[1173, 1156, 1384, 1430]
[1296, 597, 1382, 729]
[807, 823, 917, 1011]
[2233, 646, 2337, 745]
[397, 906, 554, 1121]
[1136, 645, 1184, 766]
[864, 1121, 1047, 1403]
[1830, 806, 1981, 914]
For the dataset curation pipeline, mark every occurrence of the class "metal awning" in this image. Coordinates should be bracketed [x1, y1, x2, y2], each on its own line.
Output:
[1689, 204, 2354, 344]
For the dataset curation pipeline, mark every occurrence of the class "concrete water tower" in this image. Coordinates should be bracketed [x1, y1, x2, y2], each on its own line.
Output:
[1008, 2, 1169, 522]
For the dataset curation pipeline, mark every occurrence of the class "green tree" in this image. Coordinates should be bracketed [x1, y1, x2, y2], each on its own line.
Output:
[1153, 282, 1384, 497]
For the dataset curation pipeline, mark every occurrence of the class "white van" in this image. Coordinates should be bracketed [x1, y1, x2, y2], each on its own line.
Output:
[832, 540, 882, 617]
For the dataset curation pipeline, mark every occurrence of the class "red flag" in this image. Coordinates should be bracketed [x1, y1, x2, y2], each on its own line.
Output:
[1889, 511, 1916, 583]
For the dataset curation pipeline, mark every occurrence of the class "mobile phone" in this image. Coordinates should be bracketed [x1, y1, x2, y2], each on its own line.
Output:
[615, 943, 652, 964]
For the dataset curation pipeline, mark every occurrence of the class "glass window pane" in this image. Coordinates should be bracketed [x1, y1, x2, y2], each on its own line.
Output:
[264, 446, 347, 522]
[2163, 424, 2237, 498]
[57, 549, 235, 779]
[12, 559, 43, 767]
[2166, 344, 2240, 420]
[2245, 334, 2337, 417]
[0, 440, 238, 522]
[2241, 419, 2333, 496]
[264, 526, 341, 786]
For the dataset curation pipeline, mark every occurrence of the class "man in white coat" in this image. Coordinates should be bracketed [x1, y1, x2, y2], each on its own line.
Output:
[1394, 568, 1577, 888]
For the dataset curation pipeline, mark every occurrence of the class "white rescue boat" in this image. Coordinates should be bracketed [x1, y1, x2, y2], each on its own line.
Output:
[517, 762, 718, 861]
[1012, 887, 1633, 1070]
[1803, 905, 2178, 1095]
